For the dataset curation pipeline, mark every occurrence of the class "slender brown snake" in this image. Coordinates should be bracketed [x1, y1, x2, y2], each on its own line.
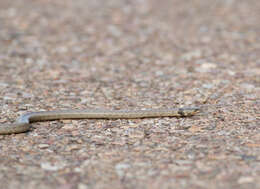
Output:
[0, 107, 200, 134]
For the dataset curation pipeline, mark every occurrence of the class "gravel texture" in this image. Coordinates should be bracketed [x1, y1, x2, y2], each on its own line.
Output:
[0, 0, 259, 189]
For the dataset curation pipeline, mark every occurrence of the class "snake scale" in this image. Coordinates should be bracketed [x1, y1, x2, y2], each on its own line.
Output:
[0, 107, 200, 134]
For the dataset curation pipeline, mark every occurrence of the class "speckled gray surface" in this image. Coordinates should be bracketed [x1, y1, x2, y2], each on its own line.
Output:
[0, 0, 259, 188]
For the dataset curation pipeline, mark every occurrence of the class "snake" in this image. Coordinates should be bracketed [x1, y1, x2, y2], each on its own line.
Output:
[0, 107, 200, 135]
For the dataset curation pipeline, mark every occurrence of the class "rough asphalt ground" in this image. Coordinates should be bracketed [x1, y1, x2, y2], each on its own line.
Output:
[0, 0, 259, 189]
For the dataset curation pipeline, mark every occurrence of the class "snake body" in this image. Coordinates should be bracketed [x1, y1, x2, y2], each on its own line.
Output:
[0, 107, 200, 134]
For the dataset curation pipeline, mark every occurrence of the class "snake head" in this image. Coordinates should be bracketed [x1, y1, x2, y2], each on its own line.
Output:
[178, 107, 200, 116]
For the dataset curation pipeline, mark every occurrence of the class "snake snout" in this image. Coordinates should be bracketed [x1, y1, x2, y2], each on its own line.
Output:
[184, 107, 201, 116]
